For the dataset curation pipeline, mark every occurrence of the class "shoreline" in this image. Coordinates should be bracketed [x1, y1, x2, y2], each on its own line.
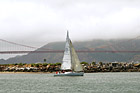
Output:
[0, 71, 139, 74]
[0, 72, 55, 74]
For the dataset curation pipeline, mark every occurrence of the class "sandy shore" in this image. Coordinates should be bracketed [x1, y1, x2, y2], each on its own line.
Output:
[0, 72, 55, 74]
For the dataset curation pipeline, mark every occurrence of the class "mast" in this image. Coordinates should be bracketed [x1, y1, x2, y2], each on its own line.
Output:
[67, 30, 69, 39]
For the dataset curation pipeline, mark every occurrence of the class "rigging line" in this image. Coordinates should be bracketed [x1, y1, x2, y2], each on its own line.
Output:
[0, 39, 52, 50]
[0, 39, 37, 49]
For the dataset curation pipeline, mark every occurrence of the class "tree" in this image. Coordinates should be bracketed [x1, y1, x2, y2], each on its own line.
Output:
[81, 62, 88, 65]
[92, 62, 96, 65]
[14, 63, 18, 65]
[99, 62, 103, 66]
[35, 64, 39, 67]
[42, 63, 48, 66]
[48, 63, 54, 66]
[55, 63, 61, 66]
[31, 63, 35, 67]
[44, 59, 47, 62]
[18, 63, 23, 66]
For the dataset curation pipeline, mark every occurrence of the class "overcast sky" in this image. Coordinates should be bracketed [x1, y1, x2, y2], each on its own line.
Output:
[0, 0, 140, 47]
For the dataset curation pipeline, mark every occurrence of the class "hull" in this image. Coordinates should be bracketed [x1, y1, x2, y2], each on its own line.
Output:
[54, 72, 84, 77]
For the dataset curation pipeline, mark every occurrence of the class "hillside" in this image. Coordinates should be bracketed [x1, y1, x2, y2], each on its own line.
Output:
[0, 39, 140, 64]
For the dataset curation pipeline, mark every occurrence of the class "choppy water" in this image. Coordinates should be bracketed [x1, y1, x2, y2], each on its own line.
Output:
[0, 72, 140, 93]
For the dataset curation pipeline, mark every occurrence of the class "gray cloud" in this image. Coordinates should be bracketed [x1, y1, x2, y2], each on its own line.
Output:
[0, 0, 140, 46]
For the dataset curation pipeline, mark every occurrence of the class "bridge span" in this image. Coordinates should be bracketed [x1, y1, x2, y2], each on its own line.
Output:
[0, 50, 140, 54]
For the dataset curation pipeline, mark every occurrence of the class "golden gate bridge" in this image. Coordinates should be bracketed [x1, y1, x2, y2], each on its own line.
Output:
[1, 50, 140, 54]
[0, 36, 140, 54]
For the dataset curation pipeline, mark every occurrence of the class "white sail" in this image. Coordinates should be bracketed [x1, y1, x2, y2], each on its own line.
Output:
[61, 31, 83, 72]
[70, 40, 83, 72]
[61, 32, 71, 70]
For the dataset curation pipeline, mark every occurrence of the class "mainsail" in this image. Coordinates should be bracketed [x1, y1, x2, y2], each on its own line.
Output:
[61, 31, 83, 72]
[61, 32, 71, 70]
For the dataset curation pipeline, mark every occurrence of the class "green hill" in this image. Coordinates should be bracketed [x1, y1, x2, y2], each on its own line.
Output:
[1, 39, 140, 64]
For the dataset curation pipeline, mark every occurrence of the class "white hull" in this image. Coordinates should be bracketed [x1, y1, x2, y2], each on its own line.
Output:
[54, 72, 84, 76]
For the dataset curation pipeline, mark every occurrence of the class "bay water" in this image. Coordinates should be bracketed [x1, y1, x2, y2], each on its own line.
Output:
[0, 72, 140, 93]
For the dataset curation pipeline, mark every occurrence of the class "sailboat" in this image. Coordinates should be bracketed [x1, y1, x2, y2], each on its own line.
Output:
[54, 31, 84, 76]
